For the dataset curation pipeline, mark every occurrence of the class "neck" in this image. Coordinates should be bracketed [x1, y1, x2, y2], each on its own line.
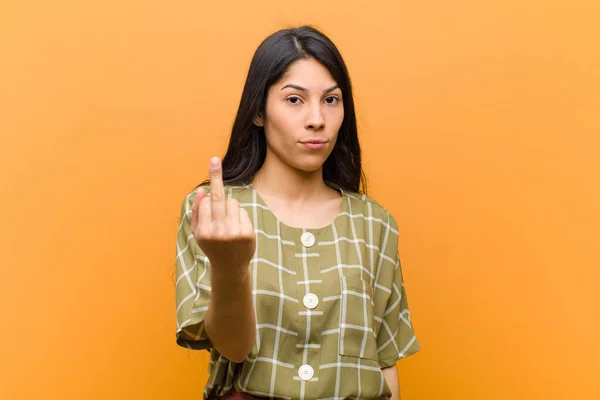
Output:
[251, 153, 335, 203]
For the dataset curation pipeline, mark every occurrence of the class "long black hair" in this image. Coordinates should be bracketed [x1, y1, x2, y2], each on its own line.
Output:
[197, 25, 367, 194]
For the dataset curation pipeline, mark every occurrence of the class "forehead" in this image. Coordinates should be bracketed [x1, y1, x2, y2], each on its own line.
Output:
[277, 58, 337, 87]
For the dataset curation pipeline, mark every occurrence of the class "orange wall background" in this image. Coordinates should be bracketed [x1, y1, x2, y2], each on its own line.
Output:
[1, 1, 599, 399]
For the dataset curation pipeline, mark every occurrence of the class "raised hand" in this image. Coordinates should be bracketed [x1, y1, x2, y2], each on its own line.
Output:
[191, 157, 256, 275]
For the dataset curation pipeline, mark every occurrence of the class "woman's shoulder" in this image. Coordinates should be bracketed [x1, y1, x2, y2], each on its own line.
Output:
[342, 190, 399, 230]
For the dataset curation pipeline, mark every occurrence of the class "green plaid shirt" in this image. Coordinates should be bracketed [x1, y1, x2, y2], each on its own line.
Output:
[175, 183, 420, 399]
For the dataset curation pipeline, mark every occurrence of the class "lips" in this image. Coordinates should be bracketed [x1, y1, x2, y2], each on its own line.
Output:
[301, 140, 327, 150]
[301, 140, 327, 144]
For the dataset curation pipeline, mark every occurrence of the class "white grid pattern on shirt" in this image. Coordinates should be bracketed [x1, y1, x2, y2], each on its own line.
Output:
[175, 184, 420, 400]
[269, 219, 285, 394]
[329, 218, 344, 400]
[241, 187, 260, 392]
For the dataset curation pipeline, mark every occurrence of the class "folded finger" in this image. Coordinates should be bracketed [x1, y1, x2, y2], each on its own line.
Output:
[226, 199, 240, 235]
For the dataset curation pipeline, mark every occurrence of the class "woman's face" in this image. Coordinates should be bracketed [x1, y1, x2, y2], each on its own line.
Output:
[258, 58, 344, 173]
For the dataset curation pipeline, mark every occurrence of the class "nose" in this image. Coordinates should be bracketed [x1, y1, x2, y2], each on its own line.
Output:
[305, 103, 325, 131]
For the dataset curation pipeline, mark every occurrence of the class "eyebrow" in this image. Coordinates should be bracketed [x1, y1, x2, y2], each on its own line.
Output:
[281, 84, 340, 94]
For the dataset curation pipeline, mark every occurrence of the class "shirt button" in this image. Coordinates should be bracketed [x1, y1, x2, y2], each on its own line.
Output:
[303, 293, 319, 309]
[301, 232, 316, 248]
[298, 364, 314, 381]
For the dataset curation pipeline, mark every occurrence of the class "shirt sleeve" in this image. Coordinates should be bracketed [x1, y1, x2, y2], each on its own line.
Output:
[175, 190, 213, 350]
[376, 214, 421, 368]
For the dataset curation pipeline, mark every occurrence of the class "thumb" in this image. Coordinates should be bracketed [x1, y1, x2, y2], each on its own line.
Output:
[195, 187, 207, 200]
[191, 187, 208, 232]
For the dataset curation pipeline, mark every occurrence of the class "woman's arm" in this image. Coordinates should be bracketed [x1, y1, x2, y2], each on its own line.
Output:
[205, 263, 255, 362]
[382, 364, 401, 399]
[192, 158, 257, 362]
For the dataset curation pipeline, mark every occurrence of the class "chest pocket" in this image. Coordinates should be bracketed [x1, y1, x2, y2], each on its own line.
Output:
[339, 276, 379, 361]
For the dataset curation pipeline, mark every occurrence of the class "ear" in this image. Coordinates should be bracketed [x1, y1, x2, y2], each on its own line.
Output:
[253, 113, 264, 127]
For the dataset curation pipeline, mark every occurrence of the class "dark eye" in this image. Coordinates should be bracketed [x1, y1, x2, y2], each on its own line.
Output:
[325, 96, 340, 104]
[287, 96, 301, 104]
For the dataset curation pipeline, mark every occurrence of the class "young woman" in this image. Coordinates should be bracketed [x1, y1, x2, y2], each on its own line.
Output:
[175, 26, 420, 400]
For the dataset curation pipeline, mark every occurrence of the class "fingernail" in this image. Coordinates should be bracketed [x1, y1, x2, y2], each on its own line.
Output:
[210, 157, 220, 168]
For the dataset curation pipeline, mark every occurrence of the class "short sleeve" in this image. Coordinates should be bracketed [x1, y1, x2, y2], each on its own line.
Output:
[375, 214, 421, 368]
[175, 190, 213, 350]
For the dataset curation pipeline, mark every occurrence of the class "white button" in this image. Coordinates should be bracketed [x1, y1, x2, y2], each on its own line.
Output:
[303, 293, 319, 309]
[298, 364, 314, 381]
[301, 232, 315, 247]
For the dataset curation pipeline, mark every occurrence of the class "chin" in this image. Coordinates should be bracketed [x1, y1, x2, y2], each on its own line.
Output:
[292, 160, 325, 173]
